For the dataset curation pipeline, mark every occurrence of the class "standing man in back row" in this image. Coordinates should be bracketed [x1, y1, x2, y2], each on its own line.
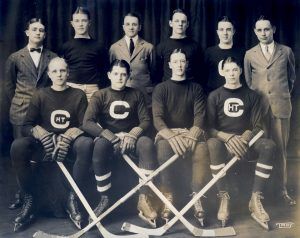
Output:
[109, 12, 154, 106]
[244, 15, 296, 206]
[155, 9, 203, 84]
[60, 6, 107, 101]
[204, 16, 245, 94]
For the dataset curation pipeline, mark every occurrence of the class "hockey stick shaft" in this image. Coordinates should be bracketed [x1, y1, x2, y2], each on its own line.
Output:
[123, 154, 235, 237]
[123, 130, 263, 236]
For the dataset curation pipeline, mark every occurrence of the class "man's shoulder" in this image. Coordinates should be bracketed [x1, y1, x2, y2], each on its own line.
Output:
[7, 47, 28, 59]
[138, 38, 154, 48]
[110, 38, 124, 48]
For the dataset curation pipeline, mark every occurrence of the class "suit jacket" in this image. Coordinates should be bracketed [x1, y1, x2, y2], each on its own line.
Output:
[244, 42, 296, 119]
[5, 47, 57, 125]
[109, 37, 154, 89]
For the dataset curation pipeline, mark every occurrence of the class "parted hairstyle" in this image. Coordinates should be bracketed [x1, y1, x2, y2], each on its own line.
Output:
[26, 18, 45, 30]
[108, 59, 130, 75]
[73, 6, 91, 20]
[221, 56, 242, 70]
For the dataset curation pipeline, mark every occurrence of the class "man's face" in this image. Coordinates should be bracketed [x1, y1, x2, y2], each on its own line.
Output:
[123, 16, 141, 38]
[108, 66, 128, 90]
[222, 62, 242, 86]
[71, 13, 90, 36]
[48, 60, 69, 87]
[254, 20, 275, 44]
[217, 21, 235, 44]
[168, 52, 188, 77]
[25, 22, 46, 45]
[169, 12, 189, 35]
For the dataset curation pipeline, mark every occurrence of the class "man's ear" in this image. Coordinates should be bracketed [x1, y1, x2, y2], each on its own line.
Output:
[25, 30, 29, 37]
[272, 26, 276, 34]
[168, 62, 172, 69]
[107, 72, 111, 80]
[186, 21, 189, 28]
[169, 20, 173, 28]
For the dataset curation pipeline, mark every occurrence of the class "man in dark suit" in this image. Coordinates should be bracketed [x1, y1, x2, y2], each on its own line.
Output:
[244, 16, 296, 206]
[5, 18, 56, 209]
[109, 12, 154, 106]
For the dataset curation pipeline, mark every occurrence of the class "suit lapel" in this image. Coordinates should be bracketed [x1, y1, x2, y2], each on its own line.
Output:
[37, 49, 51, 81]
[130, 37, 144, 61]
[117, 38, 131, 62]
[268, 43, 283, 67]
[253, 44, 269, 66]
[20, 47, 38, 79]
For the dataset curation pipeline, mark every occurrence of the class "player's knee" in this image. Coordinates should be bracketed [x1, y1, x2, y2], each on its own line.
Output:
[136, 136, 154, 152]
[10, 137, 32, 159]
[258, 138, 276, 154]
[207, 137, 223, 151]
[74, 136, 94, 152]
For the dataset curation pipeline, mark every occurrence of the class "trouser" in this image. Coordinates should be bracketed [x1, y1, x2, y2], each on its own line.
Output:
[12, 125, 23, 139]
[67, 82, 99, 101]
[207, 137, 275, 193]
[268, 115, 290, 193]
[156, 139, 210, 193]
[92, 136, 157, 195]
[10, 136, 93, 195]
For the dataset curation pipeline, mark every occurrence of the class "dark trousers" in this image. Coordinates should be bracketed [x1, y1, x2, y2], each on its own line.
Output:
[156, 139, 210, 193]
[207, 137, 275, 193]
[10, 136, 93, 195]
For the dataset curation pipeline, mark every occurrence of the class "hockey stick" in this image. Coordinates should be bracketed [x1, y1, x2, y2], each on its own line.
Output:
[34, 153, 179, 238]
[122, 130, 264, 236]
[34, 136, 147, 238]
[123, 154, 236, 237]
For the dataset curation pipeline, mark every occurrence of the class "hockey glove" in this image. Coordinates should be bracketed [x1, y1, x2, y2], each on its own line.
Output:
[120, 127, 143, 154]
[31, 125, 55, 161]
[225, 134, 248, 158]
[55, 134, 72, 162]
[159, 128, 188, 156]
[100, 129, 120, 145]
[185, 126, 204, 152]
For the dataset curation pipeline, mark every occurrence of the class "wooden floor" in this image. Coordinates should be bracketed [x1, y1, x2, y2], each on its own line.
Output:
[0, 158, 299, 238]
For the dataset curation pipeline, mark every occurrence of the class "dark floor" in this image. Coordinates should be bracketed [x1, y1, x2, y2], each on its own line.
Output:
[0, 157, 299, 238]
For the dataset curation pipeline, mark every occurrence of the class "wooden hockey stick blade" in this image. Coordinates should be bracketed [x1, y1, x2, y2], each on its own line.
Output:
[33, 162, 146, 238]
[122, 130, 264, 236]
[34, 154, 179, 238]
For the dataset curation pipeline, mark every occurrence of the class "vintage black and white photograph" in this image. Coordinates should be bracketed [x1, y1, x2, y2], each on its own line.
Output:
[0, 0, 299, 237]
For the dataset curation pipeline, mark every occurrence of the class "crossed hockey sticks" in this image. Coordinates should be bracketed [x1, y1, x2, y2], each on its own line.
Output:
[33, 152, 180, 238]
[33, 135, 147, 238]
[122, 130, 264, 236]
[122, 154, 236, 237]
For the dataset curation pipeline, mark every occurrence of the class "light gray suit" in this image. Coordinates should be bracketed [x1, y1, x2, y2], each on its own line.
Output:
[244, 42, 296, 192]
[109, 37, 154, 105]
[5, 47, 57, 132]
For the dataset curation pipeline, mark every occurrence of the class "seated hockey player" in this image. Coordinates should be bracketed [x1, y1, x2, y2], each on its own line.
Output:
[206, 56, 275, 230]
[10, 57, 93, 231]
[82, 59, 158, 227]
[152, 49, 209, 226]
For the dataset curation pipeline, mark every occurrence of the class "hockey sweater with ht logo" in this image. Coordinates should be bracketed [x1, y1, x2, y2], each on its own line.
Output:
[83, 87, 150, 137]
[206, 86, 263, 135]
[23, 87, 88, 135]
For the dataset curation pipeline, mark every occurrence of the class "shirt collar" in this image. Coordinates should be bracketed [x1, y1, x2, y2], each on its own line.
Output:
[260, 41, 275, 53]
[27, 45, 43, 53]
[124, 35, 138, 48]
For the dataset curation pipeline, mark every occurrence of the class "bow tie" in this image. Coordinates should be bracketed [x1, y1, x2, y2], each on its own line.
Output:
[30, 48, 42, 53]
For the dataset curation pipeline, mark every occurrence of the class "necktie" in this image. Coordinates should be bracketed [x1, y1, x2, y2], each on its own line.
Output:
[129, 38, 134, 55]
[30, 48, 42, 53]
[264, 45, 271, 61]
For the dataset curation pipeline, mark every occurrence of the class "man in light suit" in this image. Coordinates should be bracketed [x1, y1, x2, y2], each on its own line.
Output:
[109, 12, 154, 106]
[244, 16, 296, 206]
[5, 18, 56, 209]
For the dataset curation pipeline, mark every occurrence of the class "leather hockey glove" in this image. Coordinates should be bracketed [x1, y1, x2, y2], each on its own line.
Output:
[120, 127, 143, 154]
[31, 125, 54, 161]
[184, 126, 204, 152]
[159, 128, 188, 156]
[100, 129, 120, 145]
[55, 134, 72, 162]
[225, 134, 248, 158]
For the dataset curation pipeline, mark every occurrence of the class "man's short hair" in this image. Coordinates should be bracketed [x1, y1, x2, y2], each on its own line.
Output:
[217, 16, 235, 28]
[109, 59, 130, 75]
[48, 57, 68, 71]
[124, 12, 141, 24]
[169, 48, 187, 60]
[73, 6, 91, 20]
[254, 15, 274, 28]
[26, 18, 45, 30]
[170, 9, 188, 20]
[221, 56, 242, 70]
